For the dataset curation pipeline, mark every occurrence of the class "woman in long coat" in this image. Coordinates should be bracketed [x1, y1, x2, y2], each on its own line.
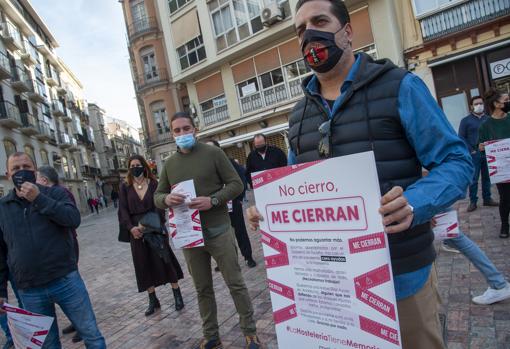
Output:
[118, 154, 184, 315]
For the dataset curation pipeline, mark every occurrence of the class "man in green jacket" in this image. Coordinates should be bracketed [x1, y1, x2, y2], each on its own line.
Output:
[154, 112, 260, 349]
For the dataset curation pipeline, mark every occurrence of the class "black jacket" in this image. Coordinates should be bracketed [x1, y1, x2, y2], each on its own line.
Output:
[230, 159, 247, 202]
[0, 185, 81, 297]
[245, 145, 287, 186]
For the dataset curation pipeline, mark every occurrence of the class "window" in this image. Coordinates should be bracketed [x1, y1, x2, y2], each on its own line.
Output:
[151, 102, 169, 134]
[23, 145, 36, 165]
[70, 158, 78, 178]
[140, 48, 158, 81]
[131, 0, 147, 23]
[200, 94, 229, 126]
[209, 0, 264, 51]
[3, 140, 16, 158]
[62, 156, 70, 179]
[168, 0, 192, 14]
[237, 77, 259, 98]
[177, 35, 206, 70]
[40, 149, 49, 165]
[260, 68, 284, 89]
[354, 44, 377, 60]
[284, 59, 311, 98]
[412, 0, 464, 17]
[200, 95, 226, 113]
[181, 96, 190, 113]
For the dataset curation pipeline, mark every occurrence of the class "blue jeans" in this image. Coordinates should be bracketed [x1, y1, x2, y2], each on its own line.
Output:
[444, 230, 507, 289]
[17, 271, 105, 349]
[469, 151, 492, 204]
[0, 277, 22, 342]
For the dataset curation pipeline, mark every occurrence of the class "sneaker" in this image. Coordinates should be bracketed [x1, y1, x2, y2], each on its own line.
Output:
[214, 265, 220, 272]
[500, 223, 509, 239]
[467, 203, 477, 212]
[472, 283, 510, 305]
[440, 241, 460, 253]
[2, 339, 13, 349]
[483, 199, 499, 207]
[246, 259, 257, 268]
[245, 335, 261, 349]
[195, 338, 223, 349]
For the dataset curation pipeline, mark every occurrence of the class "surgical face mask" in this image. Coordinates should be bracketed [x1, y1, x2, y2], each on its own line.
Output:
[175, 133, 196, 149]
[130, 166, 145, 178]
[503, 101, 510, 114]
[473, 104, 484, 114]
[12, 169, 36, 190]
[301, 26, 345, 73]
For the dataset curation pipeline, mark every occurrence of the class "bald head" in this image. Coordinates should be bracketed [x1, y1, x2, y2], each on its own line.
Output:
[6, 152, 36, 179]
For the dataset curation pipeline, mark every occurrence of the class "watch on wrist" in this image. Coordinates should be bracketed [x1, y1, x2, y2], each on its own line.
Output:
[211, 196, 220, 207]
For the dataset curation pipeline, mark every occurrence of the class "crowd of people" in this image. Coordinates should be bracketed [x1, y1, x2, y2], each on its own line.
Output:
[0, 1, 509, 349]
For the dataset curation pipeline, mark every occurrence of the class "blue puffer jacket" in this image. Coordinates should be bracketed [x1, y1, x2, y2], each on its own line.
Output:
[0, 185, 81, 297]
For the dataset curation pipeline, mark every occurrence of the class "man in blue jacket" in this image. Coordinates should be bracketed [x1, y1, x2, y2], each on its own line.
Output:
[247, 1, 473, 348]
[0, 152, 105, 349]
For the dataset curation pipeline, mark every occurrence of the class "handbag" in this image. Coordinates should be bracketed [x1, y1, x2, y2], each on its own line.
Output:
[118, 184, 131, 243]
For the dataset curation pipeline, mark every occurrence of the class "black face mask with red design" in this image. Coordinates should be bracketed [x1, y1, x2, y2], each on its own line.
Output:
[301, 26, 344, 73]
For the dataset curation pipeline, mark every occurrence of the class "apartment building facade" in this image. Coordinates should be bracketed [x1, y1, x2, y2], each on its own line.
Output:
[120, 0, 188, 171]
[397, 0, 510, 132]
[146, 0, 404, 164]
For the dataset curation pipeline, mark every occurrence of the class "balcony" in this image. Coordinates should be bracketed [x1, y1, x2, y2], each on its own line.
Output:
[420, 0, 510, 41]
[36, 120, 51, 141]
[203, 104, 229, 127]
[147, 130, 173, 147]
[56, 86, 67, 96]
[0, 22, 22, 51]
[20, 40, 38, 66]
[69, 137, 79, 152]
[135, 68, 169, 92]
[45, 70, 59, 87]
[127, 16, 158, 43]
[58, 132, 71, 149]
[62, 108, 72, 122]
[10, 66, 31, 92]
[52, 100, 65, 117]
[27, 80, 47, 103]
[19, 112, 39, 136]
[0, 51, 11, 80]
[81, 165, 101, 177]
[0, 100, 21, 128]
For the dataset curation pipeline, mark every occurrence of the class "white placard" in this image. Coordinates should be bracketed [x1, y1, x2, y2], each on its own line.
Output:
[3, 303, 54, 349]
[252, 151, 401, 349]
[485, 138, 510, 184]
[241, 83, 257, 96]
[167, 179, 204, 249]
[432, 210, 459, 240]
[490, 58, 510, 79]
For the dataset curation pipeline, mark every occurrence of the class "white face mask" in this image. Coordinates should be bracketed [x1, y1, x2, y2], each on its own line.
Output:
[473, 104, 484, 114]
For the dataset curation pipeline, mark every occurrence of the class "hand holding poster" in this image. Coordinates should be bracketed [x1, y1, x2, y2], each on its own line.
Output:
[167, 179, 204, 249]
[2, 303, 53, 349]
[485, 138, 510, 184]
[252, 151, 401, 349]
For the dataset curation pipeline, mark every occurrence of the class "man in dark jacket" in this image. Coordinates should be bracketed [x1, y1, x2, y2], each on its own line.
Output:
[245, 134, 287, 186]
[247, 1, 473, 348]
[0, 152, 105, 349]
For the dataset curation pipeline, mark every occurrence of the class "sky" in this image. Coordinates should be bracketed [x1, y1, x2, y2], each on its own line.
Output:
[30, 0, 141, 128]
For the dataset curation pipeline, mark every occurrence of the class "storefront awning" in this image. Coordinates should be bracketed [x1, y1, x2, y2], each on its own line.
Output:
[428, 38, 510, 67]
[218, 122, 289, 148]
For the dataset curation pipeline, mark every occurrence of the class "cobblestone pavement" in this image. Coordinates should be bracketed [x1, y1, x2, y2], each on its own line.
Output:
[2, 190, 509, 349]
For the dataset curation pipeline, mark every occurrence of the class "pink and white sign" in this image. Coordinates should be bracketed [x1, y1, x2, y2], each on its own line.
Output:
[2, 303, 54, 349]
[253, 151, 401, 349]
[432, 211, 460, 240]
[167, 179, 204, 249]
[485, 138, 510, 184]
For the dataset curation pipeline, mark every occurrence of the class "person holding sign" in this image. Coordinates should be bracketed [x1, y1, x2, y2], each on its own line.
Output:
[154, 113, 261, 349]
[0, 152, 105, 349]
[248, 1, 473, 348]
[478, 89, 510, 238]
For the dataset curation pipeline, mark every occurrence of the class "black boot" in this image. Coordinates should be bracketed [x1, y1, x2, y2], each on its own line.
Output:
[500, 222, 509, 238]
[172, 287, 184, 311]
[145, 292, 160, 316]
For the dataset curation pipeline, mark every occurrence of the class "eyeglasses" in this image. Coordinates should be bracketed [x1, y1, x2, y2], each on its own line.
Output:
[318, 120, 331, 157]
